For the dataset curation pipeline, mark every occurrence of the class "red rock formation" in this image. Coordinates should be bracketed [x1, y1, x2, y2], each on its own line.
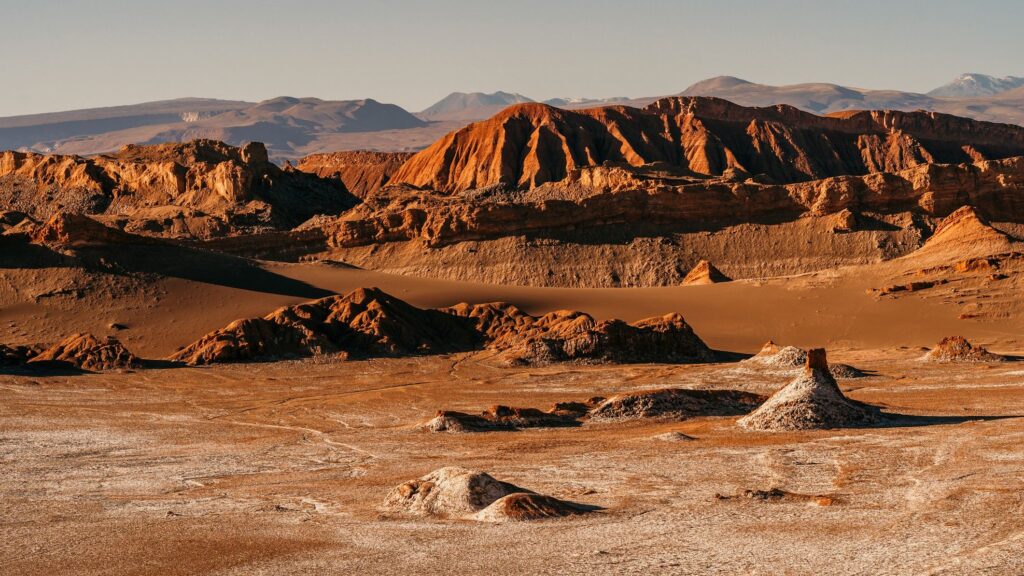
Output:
[328, 157, 1024, 251]
[173, 288, 713, 366]
[31, 213, 152, 248]
[445, 304, 714, 365]
[0, 140, 355, 238]
[921, 336, 1006, 363]
[29, 334, 140, 371]
[296, 151, 413, 198]
[682, 260, 731, 285]
[392, 97, 1024, 194]
[169, 287, 481, 365]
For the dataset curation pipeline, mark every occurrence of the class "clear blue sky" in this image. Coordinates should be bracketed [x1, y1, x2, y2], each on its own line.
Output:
[1, 0, 1021, 116]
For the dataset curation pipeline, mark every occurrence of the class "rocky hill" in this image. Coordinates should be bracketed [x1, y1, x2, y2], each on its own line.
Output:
[0, 139, 355, 238]
[681, 76, 1024, 126]
[295, 151, 414, 198]
[171, 287, 711, 365]
[1, 97, 427, 161]
[391, 97, 1024, 194]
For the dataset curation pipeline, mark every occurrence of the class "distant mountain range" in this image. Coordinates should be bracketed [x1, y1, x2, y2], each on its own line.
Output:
[417, 91, 533, 121]
[678, 75, 1024, 125]
[1, 73, 1022, 160]
[927, 73, 1024, 98]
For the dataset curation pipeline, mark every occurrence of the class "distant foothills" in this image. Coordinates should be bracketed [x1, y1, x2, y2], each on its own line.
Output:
[2, 73, 1023, 161]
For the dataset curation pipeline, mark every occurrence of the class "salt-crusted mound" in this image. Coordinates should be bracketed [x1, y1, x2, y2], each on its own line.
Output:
[682, 260, 732, 285]
[382, 467, 595, 522]
[0, 140, 355, 239]
[589, 388, 766, 421]
[447, 305, 714, 365]
[830, 363, 868, 379]
[740, 341, 808, 371]
[653, 431, 697, 442]
[423, 404, 586, 433]
[921, 336, 1007, 363]
[380, 467, 525, 519]
[28, 334, 140, 371]
[472, 493, 593, 523]
[295, 151, 413, 198]
[392, 97, 1024, 193]
[738, 349, 882, 431]
[170, 287, 481, 365]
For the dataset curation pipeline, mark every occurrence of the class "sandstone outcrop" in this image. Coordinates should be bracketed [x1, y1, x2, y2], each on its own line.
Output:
[682, 260, 731, 285]
[914, 206, 1017, 260]
[446, 304, 714, 365]
[29, 334, 140, 371]
[328, 157, 1024, 255]
[921, 336, 1007, 363]
[170, 287, 481, 365]
[31, 213, 152, 248]
[392, 97, 1024, 194]
[296, 151, 413, 198]
[738, 349, 882, 431]
[0, 140, 355, 239]
[172, 289, 714, 366]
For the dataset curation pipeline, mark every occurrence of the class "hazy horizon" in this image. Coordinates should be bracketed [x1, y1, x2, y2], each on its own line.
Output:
[1, 0, 1022, 117]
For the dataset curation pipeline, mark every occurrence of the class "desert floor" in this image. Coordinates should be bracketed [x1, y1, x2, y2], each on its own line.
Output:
[3, 348, 1023, 575]
[2, 260, 1023, 575]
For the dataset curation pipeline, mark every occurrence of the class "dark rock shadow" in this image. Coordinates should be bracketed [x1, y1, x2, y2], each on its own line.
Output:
[0, 362, 91, 376]
[875, 413, 1020, 428]
[74, 243, 334, 299]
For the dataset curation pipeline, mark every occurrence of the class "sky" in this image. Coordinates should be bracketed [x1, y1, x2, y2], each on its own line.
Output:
[1, 0, 1022, 116]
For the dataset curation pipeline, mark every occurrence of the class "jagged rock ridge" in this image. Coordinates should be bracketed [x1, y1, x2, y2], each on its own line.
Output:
[0, 139, 355, 238]
[171, 288, 712, 366]
[392, 97, 1024, 194]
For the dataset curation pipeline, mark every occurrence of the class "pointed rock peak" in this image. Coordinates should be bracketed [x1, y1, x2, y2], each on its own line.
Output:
[920, 205, 1014, 255]
[806, 348, 829, 371]
[933, 205, 990, 236]
[682, 260, 732, 285]
[738, 347, 881, 431]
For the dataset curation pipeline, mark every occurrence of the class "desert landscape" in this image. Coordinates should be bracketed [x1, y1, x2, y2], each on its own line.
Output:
[4, 3, 1024, 575]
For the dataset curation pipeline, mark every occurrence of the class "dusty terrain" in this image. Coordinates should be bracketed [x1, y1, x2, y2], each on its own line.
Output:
[2, 239, 1024, 575]
[3, 335, 1023, 575]
[3, 94, 1024, 574]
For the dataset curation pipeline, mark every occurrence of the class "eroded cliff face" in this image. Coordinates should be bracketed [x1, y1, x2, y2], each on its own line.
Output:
[391, 97, 1024, 194]
[296, 151, 413, 198]
[0, 140, 356, 239]
[330, 157, 1024, 250]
